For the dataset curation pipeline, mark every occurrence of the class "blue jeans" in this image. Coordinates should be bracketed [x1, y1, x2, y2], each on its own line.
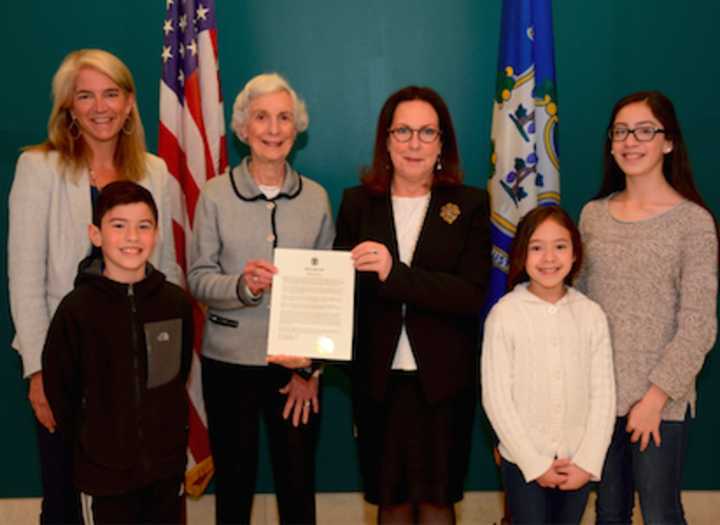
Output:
[501, 458, 591, 525]
[596, 415, 689, 525]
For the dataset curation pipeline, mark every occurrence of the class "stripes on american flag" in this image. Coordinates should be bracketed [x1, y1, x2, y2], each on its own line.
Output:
[159, 0, 228, 497]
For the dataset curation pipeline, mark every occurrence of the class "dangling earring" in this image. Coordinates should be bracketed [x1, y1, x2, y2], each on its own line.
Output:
[435, 157, 443, 172]
[122, 115, 135, 136]
[68, 115, 81, 140]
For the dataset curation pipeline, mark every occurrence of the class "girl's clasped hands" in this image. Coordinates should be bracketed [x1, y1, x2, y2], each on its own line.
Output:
[537, 459, 591, 491]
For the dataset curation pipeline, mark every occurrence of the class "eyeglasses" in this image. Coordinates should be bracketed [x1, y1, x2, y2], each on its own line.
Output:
[388, 126, 442, 143]
[608, 126, 666, 142]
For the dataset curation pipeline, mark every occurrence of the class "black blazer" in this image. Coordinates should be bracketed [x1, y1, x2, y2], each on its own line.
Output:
[334, 184, 491, 404]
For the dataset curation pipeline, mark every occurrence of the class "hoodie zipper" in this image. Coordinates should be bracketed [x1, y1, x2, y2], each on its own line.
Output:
[128, 284, 149, 475]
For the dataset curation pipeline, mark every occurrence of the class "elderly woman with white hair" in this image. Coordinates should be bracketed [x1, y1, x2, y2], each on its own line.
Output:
[188, 73, 334, 524]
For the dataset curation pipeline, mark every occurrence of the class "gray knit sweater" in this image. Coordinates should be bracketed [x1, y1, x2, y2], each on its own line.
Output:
[577, 198, 717, 420]
[188, 158, 335, 366]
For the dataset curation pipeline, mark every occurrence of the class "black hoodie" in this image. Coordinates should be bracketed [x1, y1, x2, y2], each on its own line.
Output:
[42, 256, 194, 496]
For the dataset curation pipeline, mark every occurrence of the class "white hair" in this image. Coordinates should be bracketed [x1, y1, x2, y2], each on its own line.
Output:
[231, 73, 309, 142]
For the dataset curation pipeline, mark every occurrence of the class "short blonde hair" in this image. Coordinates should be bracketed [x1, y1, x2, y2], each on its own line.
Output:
[231, 73, 309, 143]
[32, 49, 147, 181]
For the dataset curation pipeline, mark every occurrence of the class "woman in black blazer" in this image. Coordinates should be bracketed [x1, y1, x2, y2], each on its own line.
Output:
[334, 86, 491, 524]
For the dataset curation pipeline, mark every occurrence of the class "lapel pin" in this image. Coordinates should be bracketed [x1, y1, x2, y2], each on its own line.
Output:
[440, 202, 460, 224]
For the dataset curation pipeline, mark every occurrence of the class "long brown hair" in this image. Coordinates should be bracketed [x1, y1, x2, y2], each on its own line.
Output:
[507, 206, 583, 290]
[598, 90, 718, 258]
[598, 91, 709, 210]
[26, 49, 147, 182]
[362, 86, 462, 194]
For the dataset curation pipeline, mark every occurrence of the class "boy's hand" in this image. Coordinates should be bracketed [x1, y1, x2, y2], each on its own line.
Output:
[29, 372, 56, 433]
[536, 458, 569, 488]
[279, 373, 319, 427]
[556, 462, 591, 491]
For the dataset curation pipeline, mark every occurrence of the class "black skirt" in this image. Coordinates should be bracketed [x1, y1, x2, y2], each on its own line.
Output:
[355, 372, 475, 505]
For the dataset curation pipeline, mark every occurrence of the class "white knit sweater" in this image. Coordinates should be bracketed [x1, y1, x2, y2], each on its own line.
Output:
[481, 284, 616, 482]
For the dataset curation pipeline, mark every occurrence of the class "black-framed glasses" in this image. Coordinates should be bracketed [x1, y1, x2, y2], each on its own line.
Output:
[388, 126, 442, 143]
[608, 126, 666, 142]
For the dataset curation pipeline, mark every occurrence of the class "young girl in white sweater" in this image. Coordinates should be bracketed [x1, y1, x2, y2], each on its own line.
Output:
[482, 206, 616, 525]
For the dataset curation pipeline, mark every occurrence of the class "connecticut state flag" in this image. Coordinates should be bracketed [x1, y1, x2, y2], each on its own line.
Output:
[485, 0, 560, 313]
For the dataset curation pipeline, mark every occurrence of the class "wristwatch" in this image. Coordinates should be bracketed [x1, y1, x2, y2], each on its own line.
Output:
[297, 362, 323, 380]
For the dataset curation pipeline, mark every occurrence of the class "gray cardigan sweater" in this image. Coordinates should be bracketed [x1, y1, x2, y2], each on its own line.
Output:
[188, 158, 335, 366]
[8, 150, 182, 377]
[578, 198, 717, 420]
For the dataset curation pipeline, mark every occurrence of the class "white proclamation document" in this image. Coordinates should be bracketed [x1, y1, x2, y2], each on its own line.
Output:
[267, 248, 354, 360]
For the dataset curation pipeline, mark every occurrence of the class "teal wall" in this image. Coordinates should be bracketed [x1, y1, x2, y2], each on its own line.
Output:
[2, 1, 719, 496]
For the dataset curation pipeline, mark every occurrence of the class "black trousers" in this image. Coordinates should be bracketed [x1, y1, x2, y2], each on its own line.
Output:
[81, 475, 183, 524]
[202, 357, 318, 525]
[35, 419, 81, 525]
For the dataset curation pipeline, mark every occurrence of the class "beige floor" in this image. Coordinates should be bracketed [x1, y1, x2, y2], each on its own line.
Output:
[1, 491, 718, 524]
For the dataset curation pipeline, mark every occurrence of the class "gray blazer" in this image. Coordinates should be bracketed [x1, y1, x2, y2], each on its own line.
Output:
[8, 150, 182, 377]
[188, 158, 335, 366]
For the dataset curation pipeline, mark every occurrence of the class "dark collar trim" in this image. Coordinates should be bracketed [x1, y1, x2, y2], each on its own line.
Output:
[229, 165, 304, 203]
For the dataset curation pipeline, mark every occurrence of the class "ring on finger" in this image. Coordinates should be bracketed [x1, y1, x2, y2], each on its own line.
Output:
[304, 400, 311, 408]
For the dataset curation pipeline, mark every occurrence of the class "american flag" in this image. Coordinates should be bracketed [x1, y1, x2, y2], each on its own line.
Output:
[158, 0, 228, 497]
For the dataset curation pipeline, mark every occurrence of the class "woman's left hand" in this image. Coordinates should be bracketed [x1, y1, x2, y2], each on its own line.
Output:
[351, 241, 392, 282]
[267, 355, 312, 369]
[626, 384, 669, 451]
[279, 373, 319, 427]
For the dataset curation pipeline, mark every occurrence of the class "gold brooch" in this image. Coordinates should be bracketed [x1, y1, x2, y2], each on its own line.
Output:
[440, 203, 460, 224]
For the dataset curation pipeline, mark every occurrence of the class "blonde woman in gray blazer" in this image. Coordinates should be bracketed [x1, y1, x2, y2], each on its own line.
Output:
[7, 49, 180, 524]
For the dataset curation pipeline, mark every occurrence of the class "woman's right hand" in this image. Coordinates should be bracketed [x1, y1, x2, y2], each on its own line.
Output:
[626, 384, 667, 451]
[243, 259, 278, 296]
[29, 372, 56, 433]
[351, 241, 393, 282]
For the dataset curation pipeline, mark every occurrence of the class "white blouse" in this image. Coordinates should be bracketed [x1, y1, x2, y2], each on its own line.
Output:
[390, 193, 430, 371]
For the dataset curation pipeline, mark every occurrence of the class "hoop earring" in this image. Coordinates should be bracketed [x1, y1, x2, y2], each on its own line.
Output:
[435, 157, 443, 172]
[122, 116, 135, 136]
[68, 117, 81, 140]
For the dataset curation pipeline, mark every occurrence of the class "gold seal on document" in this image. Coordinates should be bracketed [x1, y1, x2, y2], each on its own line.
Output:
[440, 202, 460, 224]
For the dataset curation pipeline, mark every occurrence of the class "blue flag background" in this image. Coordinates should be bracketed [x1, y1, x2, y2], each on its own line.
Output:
[485, 0, 560, 316]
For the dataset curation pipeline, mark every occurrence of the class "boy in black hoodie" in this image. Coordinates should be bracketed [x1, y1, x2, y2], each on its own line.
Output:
[42, 181, 193, 524]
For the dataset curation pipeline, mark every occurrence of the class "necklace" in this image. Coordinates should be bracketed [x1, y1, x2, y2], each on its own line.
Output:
[88, 167, 119, 188]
